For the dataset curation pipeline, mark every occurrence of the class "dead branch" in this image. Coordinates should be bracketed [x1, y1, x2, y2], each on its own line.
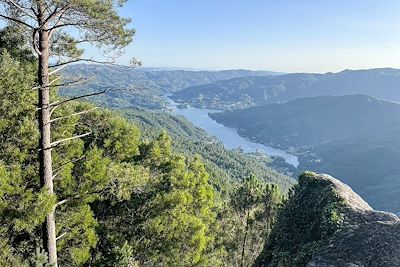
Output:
[0, 13, 34, 28]
[50, 132, 92, 147]
[51, 76, 94, 88]
[50, 89, 108, 107]
[49, 58, 117, 69]
[52, 156, 86, 176]
[55, 232, 67, 241]
[5, 0, 36, 19]
[50, 107, 97, 123]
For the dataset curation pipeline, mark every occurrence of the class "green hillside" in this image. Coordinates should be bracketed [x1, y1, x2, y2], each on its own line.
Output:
[60, 64, 276, 109]
[118, 108, 296, 193]
[172, 68, 400, 110]
[211, 95, 400, 213]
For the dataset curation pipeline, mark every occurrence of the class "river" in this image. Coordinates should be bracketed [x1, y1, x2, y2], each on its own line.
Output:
[166, 97, 299, 167]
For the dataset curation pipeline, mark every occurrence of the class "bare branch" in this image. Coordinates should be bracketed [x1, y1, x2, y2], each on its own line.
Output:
[30, 6, 38, 17]
[49, 58, 116, 69]
[56, 232, 67, 241]
[50, 132, 92, 147]
[50, 89, 108, 107]
[49, 104, 60, 117]
[50, 107, 97, 123]
[55, 193, 86, 208]
[51, 76, 93, 88]
[0, 13, 34, 28]
[51, 36, 109, 46]
[55, 198, 70, 207]
[53, 156, 86, 175]
[46, 21, 86, 33]
[32, 76, 63, 90]
[49, 75, 62, 86]
[5, 0, 36, 19]
[47, 5, 70, 40]
[48, 64, 67, 75]
[32, 28, 41, 56]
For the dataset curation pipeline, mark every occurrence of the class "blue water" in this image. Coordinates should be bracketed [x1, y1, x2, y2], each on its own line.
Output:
[166, 97, 299, 167]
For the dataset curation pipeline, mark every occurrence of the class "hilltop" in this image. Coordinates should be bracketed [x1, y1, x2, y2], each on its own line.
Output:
[60, 64, 276, 109]
[211, 95, 400, 212]
[172, 68, 400, 109]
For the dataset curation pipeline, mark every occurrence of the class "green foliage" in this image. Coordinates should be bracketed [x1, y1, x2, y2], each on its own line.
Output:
[217, 174, 283, 267]
[92, 134, 218, 267]
[0, 44, 292, 267]
[122, 108, 295, 195]
[211, 94, 400, 213]
[0, 26, 35, 63]
[256, 171, 346, 267]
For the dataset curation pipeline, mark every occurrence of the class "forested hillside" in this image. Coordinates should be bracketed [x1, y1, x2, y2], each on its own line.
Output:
[60, 64, 276, 109]
[0, 21, 293, 266]
[172, 68, 400, 109]
[120, 108, 296, 193]
[2, 1, 400, 266]
[211, 95, 400, 213]
[0, 49, 287, 266]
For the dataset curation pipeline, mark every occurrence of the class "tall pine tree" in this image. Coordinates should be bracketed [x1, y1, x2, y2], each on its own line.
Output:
[0, 1, 134, 265]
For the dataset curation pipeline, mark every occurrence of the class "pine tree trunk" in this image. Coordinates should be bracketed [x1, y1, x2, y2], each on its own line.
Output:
[240, 210, 250, 267]
[37, 1, 57, 266]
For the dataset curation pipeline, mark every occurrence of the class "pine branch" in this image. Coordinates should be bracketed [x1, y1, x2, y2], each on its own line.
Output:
[55, 232, 67, 241]
[4, 0, 36, 19]
[53, 156, 86, 176]
[50, 107, 97, 123]
[50, 76, 94, 88]
[49, 58, 117, 69]
[0, 13, 34, 28]
[49, 89, 108, 107]
[50, 132, 92, 147]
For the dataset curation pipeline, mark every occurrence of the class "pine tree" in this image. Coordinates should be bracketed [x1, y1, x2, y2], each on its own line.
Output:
[0, 1, 134, 265]
[231, 174, 283, 267]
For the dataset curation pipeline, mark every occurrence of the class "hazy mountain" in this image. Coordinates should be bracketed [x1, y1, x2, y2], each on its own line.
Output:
[172, 68, 400, 109]
[210, 94, 400, 148]
[211, 95, 400, 212]
[60, 64, 277, 109]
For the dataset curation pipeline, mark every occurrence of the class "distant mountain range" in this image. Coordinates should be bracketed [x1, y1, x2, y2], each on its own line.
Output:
[211, 94, 400, 213]
[172, 68, 400, 109]
[61, 64, 277, 109]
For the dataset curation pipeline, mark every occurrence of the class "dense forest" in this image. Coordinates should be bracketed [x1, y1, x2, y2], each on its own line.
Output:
[0, 42, 288, 266]
[2, 1, 398, 266]
[0, 11, 294, 265]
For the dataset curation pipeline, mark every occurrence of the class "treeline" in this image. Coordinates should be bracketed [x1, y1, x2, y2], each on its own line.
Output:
[0, 44, 284, 266]
[119, 108, 296, 194]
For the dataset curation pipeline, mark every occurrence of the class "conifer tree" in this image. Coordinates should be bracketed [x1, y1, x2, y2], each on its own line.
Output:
[0, 1, 134, 265]
[232, 174, 283, 267]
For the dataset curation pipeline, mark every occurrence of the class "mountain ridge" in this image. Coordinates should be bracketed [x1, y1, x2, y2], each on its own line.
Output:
[172, 68, 400, 109]
[210, 94, 400, 213]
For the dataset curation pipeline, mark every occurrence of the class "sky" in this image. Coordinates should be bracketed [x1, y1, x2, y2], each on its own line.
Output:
[87, 0, 400, 73]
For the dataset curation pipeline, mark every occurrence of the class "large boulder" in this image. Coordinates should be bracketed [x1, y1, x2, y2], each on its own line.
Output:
[255, 172, 400, 267]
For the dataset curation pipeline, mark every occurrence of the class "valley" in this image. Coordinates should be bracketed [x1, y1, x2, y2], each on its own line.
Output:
[2, 2, 400, 266]
[60, 65, 400, 214]
[211, 94, 400, 213]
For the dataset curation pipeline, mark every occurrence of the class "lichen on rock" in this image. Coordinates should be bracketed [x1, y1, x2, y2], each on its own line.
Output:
[255, 171, 400, 267]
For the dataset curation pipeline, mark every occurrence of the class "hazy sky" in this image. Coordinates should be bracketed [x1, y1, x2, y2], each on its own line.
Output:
[87, 0, 400, 73]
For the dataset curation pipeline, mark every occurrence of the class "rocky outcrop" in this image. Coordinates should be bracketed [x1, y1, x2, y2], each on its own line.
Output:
[255, 172, 400, 267]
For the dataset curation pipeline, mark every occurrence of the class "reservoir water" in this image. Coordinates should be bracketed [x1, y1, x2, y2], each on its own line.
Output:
[166, 97, 299, 167]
